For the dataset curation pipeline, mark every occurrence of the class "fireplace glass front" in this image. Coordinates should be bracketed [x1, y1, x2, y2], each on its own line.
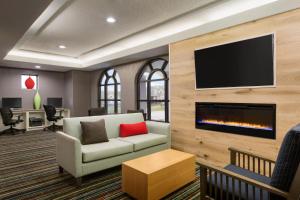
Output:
[195, 102, 276, 139]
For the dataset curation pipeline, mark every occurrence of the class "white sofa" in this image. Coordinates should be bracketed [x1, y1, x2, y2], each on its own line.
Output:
[56, 113, 170, 182]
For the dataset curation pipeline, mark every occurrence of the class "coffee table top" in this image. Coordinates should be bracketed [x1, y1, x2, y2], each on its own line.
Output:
[122, 149, 195, 174]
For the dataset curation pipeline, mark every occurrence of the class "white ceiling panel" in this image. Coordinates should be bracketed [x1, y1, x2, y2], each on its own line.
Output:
[19, 0, 215, 57]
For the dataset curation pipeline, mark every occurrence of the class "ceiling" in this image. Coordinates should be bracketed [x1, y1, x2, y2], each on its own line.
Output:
[0, 0, 52, 64]
[19, 0, 214, 57]
[1, 0, 300, 71]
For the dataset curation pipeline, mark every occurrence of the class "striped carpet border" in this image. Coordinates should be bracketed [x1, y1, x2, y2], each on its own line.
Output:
[0, 131, 200, 200]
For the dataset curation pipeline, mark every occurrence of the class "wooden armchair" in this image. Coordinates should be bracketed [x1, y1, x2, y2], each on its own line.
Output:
[199, 125, 300, 200]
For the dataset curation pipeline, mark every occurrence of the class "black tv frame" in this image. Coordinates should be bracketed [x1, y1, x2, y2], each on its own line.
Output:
[194, 33, 276, 90]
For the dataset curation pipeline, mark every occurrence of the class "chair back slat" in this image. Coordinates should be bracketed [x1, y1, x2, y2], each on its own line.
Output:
[229, 148, 275, 177]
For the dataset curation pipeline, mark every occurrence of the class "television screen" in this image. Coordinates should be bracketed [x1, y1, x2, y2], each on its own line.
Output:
[2, 98, 22, 108]
[47, 98, 63, 108]
[194, 34, 274, 89]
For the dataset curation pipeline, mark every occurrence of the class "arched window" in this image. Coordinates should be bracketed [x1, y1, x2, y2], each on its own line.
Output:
[99, 68, 121, 114]
[136, 58, 169, 122]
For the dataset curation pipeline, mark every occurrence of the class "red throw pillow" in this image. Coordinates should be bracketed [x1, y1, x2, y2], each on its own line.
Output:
[120, 122, 148, 137]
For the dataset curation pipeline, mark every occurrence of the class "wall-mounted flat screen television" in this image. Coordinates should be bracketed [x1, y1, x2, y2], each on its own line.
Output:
[47, 98, 63, 108]
[194, 34, 275, 89]
[2, 97, 22, 108]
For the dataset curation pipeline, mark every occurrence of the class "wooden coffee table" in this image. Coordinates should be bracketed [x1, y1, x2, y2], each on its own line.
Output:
[122, 149, 195, 200]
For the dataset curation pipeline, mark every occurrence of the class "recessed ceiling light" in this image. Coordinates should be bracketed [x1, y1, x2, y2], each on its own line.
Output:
[35, 65, 41, 69]
[58, 45, 66, 49]
[106, 17, 116, 23]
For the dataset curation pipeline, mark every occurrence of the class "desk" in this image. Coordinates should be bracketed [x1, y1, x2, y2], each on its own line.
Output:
[0, 109, 70, 132]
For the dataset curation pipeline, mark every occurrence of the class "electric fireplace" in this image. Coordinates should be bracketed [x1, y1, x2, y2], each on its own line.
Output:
[195, 102, 276, 139]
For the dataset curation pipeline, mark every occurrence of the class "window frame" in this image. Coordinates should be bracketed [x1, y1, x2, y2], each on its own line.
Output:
[98, 68, 121, 114]
[136, 58, 169, 122]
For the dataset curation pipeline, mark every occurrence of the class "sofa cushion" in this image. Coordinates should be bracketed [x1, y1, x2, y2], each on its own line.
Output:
[81, 138, 133, 162]
[118, 133, 167, 151]
[80, 119, 108, 145]
[270, 123, 300, 191]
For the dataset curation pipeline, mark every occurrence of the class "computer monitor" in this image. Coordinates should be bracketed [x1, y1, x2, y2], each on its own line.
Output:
[47, 98, 63, 108]
[2, 98, 22, 109]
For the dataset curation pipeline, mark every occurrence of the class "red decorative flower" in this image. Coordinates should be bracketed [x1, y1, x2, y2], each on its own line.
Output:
[25, 76, 35, 89]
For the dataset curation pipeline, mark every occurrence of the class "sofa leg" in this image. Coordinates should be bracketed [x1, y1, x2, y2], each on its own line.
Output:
[59, 166, 64, 173]
[76, 177, 82, 186]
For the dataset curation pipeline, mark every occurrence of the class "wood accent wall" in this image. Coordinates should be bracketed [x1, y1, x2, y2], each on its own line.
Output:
[169, 8, 300, 167]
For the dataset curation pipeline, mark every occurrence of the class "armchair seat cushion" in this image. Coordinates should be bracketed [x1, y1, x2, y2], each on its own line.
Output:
[81, 139, 133, 162]
[225, 164, 271, 184]
[208, 165, 272, 200]
[118, 133, 167, 151]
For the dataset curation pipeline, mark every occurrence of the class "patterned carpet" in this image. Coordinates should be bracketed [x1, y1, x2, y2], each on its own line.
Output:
[0, 131, 200, 200]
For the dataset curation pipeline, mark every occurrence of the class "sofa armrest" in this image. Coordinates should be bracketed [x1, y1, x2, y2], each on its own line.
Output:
[56, 131, 82, 178]
[146, 121, 170, 136]
[146, 121, 170, 146]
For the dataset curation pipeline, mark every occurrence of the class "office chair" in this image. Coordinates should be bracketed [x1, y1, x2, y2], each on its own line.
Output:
[88, 107, 107, 116]
[0, 107, 25, 135]
[43, 104, 63, 132]
[127, 109, 146, 120]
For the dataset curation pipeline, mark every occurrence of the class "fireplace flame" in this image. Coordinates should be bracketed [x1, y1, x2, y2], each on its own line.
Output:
[199, 119, 272, 130]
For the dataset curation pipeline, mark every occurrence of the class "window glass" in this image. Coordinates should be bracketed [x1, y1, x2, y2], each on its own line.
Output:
[117, 85, 121, 99]
[117, 101, 121, 113]
[151, 71, 164, 80]
[150, 81, 165, 100]
[100, 100, 105, 108]
[101, 76, 106, 85]
[151, 60, 165, 69]
[164, 63, 169, 76]
[137, 58, 169, 122]
[139, 82, 147, 100]
[100, 86, 105, 99]
[107, 85, 115, 99]
[107, 78, 115, 84]
[107, 69, 114, 76]
[115, 73, 120, 83]
[139, 101, 148, 116]
[99, 68, 121, 114]
[140, 67, 151, 81]
[107, 101, 115, 114]
[151, 102, 165, 121]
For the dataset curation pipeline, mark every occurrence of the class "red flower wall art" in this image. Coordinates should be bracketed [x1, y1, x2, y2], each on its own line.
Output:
[25, 76, 35, 89]
[21, 75, 38, 90]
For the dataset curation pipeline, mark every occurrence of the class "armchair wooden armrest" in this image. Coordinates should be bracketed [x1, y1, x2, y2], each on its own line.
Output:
[198, 161, 288, 200]
[229, 147, 276, 177]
